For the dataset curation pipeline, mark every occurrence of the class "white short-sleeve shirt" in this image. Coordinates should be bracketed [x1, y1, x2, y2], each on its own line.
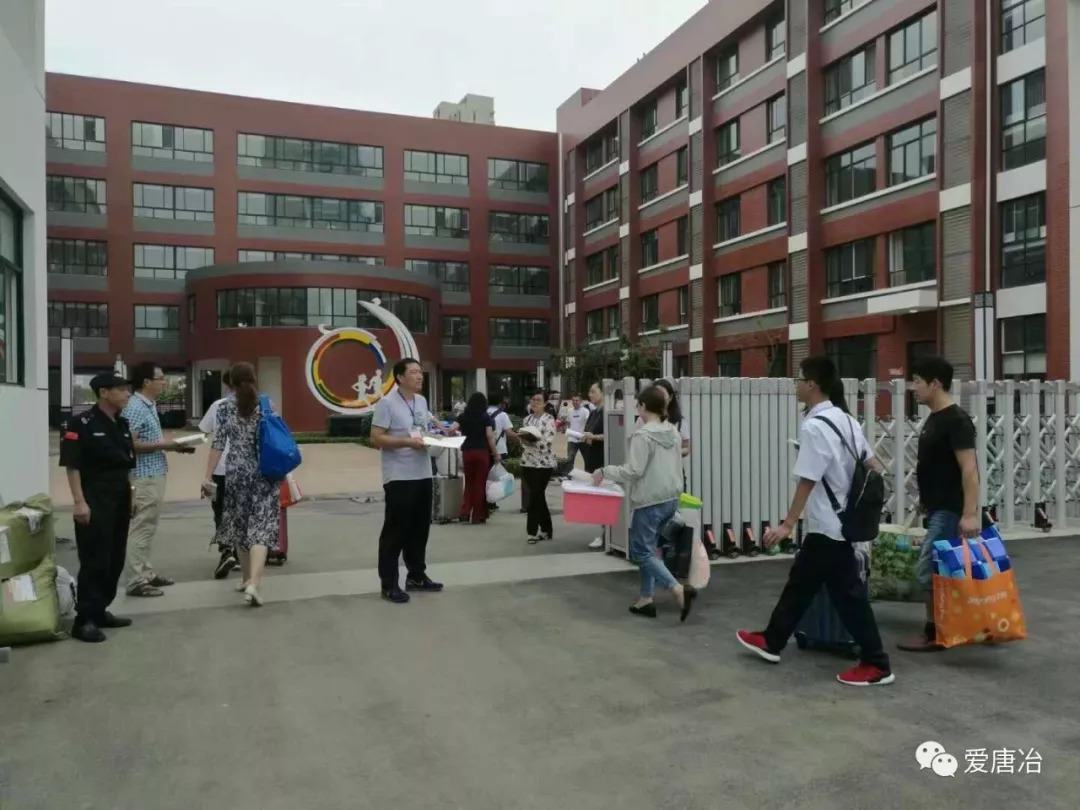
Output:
[792, 401, 874, 542]
[199, 396, 232, 476]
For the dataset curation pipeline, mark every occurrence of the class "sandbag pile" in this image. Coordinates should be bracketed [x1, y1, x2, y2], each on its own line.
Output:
[0, 495, 64, 646]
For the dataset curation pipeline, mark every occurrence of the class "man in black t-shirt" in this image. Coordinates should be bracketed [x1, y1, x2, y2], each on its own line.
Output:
[899, 357, 980, 652]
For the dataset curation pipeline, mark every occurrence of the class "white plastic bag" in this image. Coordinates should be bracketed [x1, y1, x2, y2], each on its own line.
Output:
[55, 565, 77, 619]
[486, 463, 515, 502]
[488, 463, 510, 483]
[688, 533, 711, 589]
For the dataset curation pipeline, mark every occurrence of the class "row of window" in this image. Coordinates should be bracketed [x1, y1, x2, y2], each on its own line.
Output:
[215, 288, 430, 332]
[715, 345, 790, 378]
[824, 223, 936, 298]
[715, 177, 787, 243]
[47, 117, 551, 192]
[717, 263, 788, 318]
[47, 302, 180, 341]
[442, 317, 550, 347]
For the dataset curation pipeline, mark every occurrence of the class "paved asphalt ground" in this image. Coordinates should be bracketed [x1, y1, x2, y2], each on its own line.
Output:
[1, 497, 1077, 810]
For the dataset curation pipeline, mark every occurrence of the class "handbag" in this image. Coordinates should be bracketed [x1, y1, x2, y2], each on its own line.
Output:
[258, 395, 301, 481]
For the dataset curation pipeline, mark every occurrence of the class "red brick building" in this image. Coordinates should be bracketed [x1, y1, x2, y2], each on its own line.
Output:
[557, 0, 1069, 383]
[45, 75, 558, 429]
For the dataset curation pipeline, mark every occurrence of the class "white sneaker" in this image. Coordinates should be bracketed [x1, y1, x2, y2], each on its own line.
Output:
[244, 585, 263, 607]
[235, 581, 247, 593]
[588, 537, 604, 550]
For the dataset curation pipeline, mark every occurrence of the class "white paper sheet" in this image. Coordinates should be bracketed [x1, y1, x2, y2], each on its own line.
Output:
[0, 527, 10, 565]
[423, 435, 466, 450]
[8, 573, 36, 603]
[174, 434, 207, 446]
[14, 507, 44, 533]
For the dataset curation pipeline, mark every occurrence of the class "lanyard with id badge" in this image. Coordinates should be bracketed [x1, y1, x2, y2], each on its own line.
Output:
[402, 391, 427, 441]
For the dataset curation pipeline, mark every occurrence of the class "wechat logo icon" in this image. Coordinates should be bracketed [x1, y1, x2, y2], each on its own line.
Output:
[916, 741, 958, 777]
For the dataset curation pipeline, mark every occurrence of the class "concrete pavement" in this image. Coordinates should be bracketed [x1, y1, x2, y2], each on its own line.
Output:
[1, 485, 1077, 809]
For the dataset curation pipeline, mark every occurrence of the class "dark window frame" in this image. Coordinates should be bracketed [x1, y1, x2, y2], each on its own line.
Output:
[640, 229, 660, 268]
[489, 264, 550, 296]
[824, 0, 858, 25]
[716, 119, 740, 167]
[767, 343, 789, 377]
[824, 43, 876, 115]
[132, 121, 214, 162]
[767, 94, 787, 143]
[1001, 70, 1046, 170]
[767, 176, 787, 226]
[825, 141, 877, 205]
[134, 304, 181, 340]
[676, 147, 689, 186]
[767, 15, 786, 61]
[46, 176, 107, 214]
[768, 262, 787, 308]
[133, 183, 214, 221]
[0, 193, 24, 384]
[825, 239, 875, 298]
[1000, 193, 1046, 287]
[717, 350, 742, 377]
[47, 238, 107, 276]
[887, 117, 937, 185]
[1001, 313, 1047, 379]
[826, 335, 877, 380]
[887, 10, 938, 84]
[47, 300, 108, 339]
[442, 315, 471, 346]
[678, 285, 690, 324]
[489, 317, 550, 347]
[640, 163, 659, 204]
[888, 222, 936, 286]
[716, 45, 739, 92]
[676, 216, 689, 257]
[718, 273, 742, 318]
[487, 158, 549, 192]
[640, 100, 659, 140]
[403, 204, 470, 238]
[488, 212, 550, 245]
[641, 294, 660, 331]
[404, 259, 469, 291]
[133, 244, 214, 281]
[403, 150, 469, 185]
[216, 287, 428, 332]
[675, 78, 689, 119]
[237, 133, 383, 177]
[1001, 0, 1046, 54]
[237, 192, 383, 232]
[716, 196, 741, 242]
[46, 112, 105, 152]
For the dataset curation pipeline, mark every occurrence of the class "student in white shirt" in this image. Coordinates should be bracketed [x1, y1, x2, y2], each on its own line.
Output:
[564, 394, 592, 469]
[736, 356, 894, 688]
[199, 371, 237, 580]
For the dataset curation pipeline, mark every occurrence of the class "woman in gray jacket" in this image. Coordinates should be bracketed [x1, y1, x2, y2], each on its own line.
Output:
[593, 385, 698, 622]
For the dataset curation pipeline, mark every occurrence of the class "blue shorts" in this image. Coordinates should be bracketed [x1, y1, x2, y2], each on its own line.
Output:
[915, 510, 961, 593]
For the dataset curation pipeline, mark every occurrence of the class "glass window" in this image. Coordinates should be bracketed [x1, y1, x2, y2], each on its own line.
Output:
[825, 141, 877, 205]
[584, 187, 619, 230]
[717, 350, 741, 377]
[403, 150, 469, 184]
[888, 223, 936, 286]
[0, 194, 22, 383]
[487, 158, 549, 192]
[1001, 0, 1046, 54]
[488, 212, 549, 244]
[888, 11, 938, 83]
[404, 259, 469, 291]
[716, 196, 740, 242]
[442, 316, 471, 345]
[134, 305, 180, 339]
[675, 79, 689, 119]
[767, 94, 787, 143]
[716, 45, 739, 92]
[888, 117, 937, 184]
[46, 176, 107, 214]
[47, 238, 107, 276]
[133, 183, 214, 221]
[640, 164, 659, 203]
[767, 16, 786, 61]
[489, 317, 549, 346]
[768, 262, 787, 308]
[718, 273, 741, 317]
[678, 286, 690, 324]
[767, 176, 787, 226]
[489, 265, 550, 296]
[586, 308, 604, 341]
[47, 301, 108, 338]
[676, 147, 689, 186]
[237, 250, 381, 264]
[237, 193, 383, 232]
[641, 295, 660, 330]
[132, 122, 213, 162]
[767, 343, 788, 377]
[217, 287, 427, 332]
[826, 335, 877, 379]
[826, 239, 875, 297]
[824, 0, 858, 25]
[584, 128, 619, 174]
[46, 112, 105, 152]
[1001, 71, 1046, 170]
[584, 247, 618, 287]
[640, 100, 658, 140]
[1001, 193, 1046, 287]
[640, 229, 659, 268]
[237, 133, 383, 177]
[716, 120, 740, 167]
[404, 205, 470, 238]
[134, 245, 214, 280]
[676, 216, 689, 256]
[1001, 314, 1046, 378]
[824, 43, 877, 115]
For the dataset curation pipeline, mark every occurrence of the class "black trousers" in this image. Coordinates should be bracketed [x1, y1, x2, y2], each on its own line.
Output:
[74, 480, 131, 625]
[378, 478, 433, 590]
[763, 533, 890, 671]
[521, 467, 553, 537]
[211, 473, 226, 532]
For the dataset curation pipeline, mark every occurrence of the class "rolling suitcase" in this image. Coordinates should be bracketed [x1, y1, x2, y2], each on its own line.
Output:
[431, 449, 464, 524]
[268, 512, 288, 566]
[793, 541, 871, 658]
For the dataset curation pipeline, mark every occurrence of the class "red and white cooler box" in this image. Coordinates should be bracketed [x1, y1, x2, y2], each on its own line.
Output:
[561, 479, 625, 526]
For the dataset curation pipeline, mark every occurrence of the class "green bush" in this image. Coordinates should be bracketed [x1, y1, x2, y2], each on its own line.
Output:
[503, 457, 522, 479]
[293, 432, 375, 447]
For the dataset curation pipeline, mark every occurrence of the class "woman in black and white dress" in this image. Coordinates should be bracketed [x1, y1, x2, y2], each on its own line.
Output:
[519, 390, 557, 543]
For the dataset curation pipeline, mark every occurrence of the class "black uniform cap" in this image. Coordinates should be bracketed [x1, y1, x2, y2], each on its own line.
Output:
[90, 373, 131, 394]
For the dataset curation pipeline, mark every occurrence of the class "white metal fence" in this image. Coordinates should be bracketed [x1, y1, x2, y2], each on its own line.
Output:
[600, 377, 1080, 554]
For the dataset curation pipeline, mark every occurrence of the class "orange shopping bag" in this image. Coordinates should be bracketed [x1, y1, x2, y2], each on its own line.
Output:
[933, 538, 1027, 649]
[279, 473, 303, 509]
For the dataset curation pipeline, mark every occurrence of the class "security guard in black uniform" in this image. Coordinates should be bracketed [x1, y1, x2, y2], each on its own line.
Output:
[59, 373, 137, 643]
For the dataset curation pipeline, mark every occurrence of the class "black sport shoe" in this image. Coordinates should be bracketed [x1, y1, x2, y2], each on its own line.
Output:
[405, 576, 444, 593]
[100, 612, 132, 629]
[214, 549, 237, 580]
[381, 587, 410, 604]
[71, 621, 106, 643]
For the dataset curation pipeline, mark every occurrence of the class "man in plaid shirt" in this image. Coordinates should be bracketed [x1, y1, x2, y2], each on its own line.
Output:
[121, 362, 192, 597]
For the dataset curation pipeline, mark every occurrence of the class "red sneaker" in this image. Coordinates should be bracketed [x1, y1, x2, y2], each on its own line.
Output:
[836, 662, 896, 687]
[735, 630, 781, 663]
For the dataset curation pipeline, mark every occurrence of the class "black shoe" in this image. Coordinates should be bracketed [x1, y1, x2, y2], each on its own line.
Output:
[381, 587, 410, 604]
[629, 603, 657, 618]
[680, 585, 699, 623]
[406, 576, 444, 593]
[72, 621, 106, 643]
[214, 550, 237, 580]
[100, 612, 132, 629]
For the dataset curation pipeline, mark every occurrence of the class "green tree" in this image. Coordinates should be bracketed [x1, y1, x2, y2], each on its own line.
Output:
[552, 335, 662, 396]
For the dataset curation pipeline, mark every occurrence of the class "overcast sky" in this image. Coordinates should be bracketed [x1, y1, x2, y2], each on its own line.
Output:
[45, 0, 707, 131]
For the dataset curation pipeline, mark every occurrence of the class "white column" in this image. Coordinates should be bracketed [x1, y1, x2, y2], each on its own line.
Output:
[475, 367, 487, 395]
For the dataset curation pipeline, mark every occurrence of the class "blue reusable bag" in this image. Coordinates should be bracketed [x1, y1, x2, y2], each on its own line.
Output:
[258, 395, 301, 480]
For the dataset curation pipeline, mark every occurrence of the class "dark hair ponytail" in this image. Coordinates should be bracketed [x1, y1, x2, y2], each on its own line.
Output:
[800, 356, 849, 412]
[654, 379, 682, 427]
[229, 361, 258, 418]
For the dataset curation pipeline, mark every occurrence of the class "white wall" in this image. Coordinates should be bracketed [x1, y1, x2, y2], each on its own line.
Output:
[0, 0, 48, 503]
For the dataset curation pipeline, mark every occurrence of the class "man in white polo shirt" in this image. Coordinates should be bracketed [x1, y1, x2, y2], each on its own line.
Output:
[736, 356, 894, 687]
[199, 370, 236, 580]
[564, 394, 592, 470]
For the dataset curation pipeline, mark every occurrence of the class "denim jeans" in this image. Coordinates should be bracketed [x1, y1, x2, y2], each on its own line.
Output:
[628, 499, 679, 597]
[916, 510, 960, 594]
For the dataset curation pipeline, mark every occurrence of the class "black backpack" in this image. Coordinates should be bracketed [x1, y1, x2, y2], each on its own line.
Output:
[814, 415, 885, 544]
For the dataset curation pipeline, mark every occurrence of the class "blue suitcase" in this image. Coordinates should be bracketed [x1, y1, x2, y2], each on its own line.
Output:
[793, 541, 871, 659]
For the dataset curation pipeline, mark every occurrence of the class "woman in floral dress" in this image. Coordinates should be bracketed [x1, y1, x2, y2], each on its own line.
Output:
[520, 390, 557, 543]
[202, 362, 279, 606]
